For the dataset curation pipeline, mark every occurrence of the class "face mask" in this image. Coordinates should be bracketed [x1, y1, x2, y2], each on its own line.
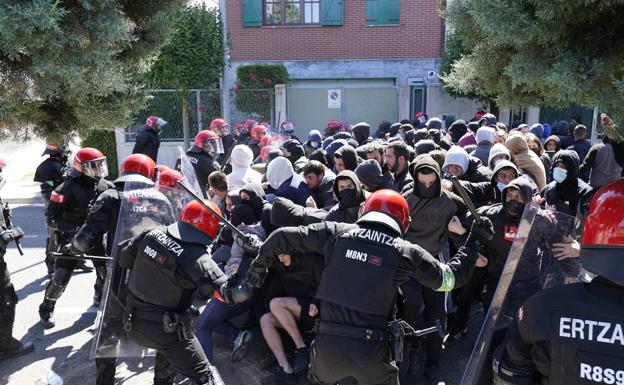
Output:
[310, 141, 319, 148]
[338, 188, 358, 208]
[497, 182, 507, 192]
[553, 167, 567, 183]
[506, 200, 525, 217]
[530, 148, 540, 156]
[416, 181, 437, 198]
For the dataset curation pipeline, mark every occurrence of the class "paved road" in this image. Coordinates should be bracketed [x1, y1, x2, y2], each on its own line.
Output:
[1, 203, 481, 384]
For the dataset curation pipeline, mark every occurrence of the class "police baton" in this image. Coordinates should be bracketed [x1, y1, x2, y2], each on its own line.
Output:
[175, 180, 246, 238]
[51, 252, 112, 261]
[450, 176, 483, 224]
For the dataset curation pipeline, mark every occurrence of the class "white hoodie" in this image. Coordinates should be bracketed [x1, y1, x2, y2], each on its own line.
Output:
[227, 145, 261, 189]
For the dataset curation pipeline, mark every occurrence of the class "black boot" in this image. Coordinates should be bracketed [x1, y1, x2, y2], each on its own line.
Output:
[0, 284, 34, 360]
[39, 280, 65, 329]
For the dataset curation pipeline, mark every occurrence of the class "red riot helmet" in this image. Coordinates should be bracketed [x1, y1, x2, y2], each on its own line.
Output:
[194, 130, 224, 155]
[158, 169, 185, 190]
[210, 118, 228, 136]
[120, 154, 156, 180]
[74, 148, 108, 179]
[357, 189, 410, 235]
[155, 164, 170, 175]
[251, 124, 269, 141]
[179, 200, 222, 240]
[242, 119, 257, 135]
[580, 179, 624, 285]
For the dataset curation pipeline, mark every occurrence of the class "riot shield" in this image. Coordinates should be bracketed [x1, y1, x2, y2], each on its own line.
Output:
[158, 184, 187, 219]
[91, 180, 175, 358]
[177, 147, 203, 197]
[460, 206, 581, 385]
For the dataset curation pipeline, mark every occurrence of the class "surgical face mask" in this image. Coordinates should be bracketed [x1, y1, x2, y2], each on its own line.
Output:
[497, 182, 507, 192]
[553, 167, 567, 183]
[310, 141, 319, 148]
[416, 181, 437, 198]
[506, 199, 525, 217]
[338, 188, 358, 208]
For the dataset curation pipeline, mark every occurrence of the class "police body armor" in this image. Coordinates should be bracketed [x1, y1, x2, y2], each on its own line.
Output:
[33, 157, 65, 203]
[127, 227, 206, 311]
[316, 227, 402, 317]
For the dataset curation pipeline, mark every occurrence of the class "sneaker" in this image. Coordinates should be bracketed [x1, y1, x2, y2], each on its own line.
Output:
[444, 327, 468, 346]
[425, 366, 446, 385]
[263, 366, 297, 385]
[291, 346, 310, 374]
[229, 329, 252, 362]
[0, 337, 34, 361]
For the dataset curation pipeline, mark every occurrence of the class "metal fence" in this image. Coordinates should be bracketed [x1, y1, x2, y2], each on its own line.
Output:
[125, 89, 275, 142]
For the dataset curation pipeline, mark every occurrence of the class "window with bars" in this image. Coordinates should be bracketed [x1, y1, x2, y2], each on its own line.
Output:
[264, 0, 321, 25]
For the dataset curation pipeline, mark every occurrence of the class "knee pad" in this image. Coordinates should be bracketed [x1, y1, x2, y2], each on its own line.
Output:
[44, 281, 66, 302]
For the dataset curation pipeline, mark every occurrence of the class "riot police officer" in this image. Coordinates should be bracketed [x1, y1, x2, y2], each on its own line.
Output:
[71, 153, 175, 385]
[226, 189, 494, 385]
[39, 147, 114, 329]
[209, 118, 233, 166]
[119, 199, 227, 385]
[493, 179, 624, 385]
[132, 115, 165, 162]
[0, 168, 33, 360]
[176, 130, 223, 198]
[34, 139, 68, 275]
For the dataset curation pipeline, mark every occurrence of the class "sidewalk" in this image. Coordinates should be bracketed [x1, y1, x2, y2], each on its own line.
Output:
[1, 139, 46, 204]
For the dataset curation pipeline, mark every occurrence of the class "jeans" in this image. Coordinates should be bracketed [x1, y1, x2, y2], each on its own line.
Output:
[195, 298, 250, 361]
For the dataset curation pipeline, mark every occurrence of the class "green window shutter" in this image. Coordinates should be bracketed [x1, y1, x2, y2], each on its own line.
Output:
[367, 0, 400, 25]
[367, 0, 382, 25]
[242, 0, 262, 27]
[385, 0, 400, 24]
[322, 0, 343, 26]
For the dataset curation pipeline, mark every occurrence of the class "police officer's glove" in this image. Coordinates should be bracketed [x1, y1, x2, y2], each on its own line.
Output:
[245, 264, 268, 288]
[220, 276, 254, 304]
[235, 233, 263, 256]
[466, 217, 494, 248]
[0, 226, 24, 247]
[60, 242, 81, 255]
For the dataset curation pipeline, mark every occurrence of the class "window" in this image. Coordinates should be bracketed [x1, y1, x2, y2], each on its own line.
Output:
[264, 0, 320, 25]
[367, 0, 400, 26]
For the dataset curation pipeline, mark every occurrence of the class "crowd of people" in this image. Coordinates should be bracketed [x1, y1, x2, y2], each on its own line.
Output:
[0, 109, 623, 385]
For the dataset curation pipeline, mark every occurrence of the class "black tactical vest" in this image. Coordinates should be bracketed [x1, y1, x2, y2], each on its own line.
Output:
[315, 227, 402, 316]
[128, 227, 203, 311]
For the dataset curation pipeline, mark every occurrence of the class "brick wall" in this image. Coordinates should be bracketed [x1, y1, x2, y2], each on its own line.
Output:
[227, 0, 444, 61]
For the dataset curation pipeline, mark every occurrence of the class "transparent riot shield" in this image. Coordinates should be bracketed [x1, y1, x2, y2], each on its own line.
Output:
[158, 185, 187, 219]
[91, 180, 175, 358]
[177, 147, 203, 197]
[460, 205, 581, 384]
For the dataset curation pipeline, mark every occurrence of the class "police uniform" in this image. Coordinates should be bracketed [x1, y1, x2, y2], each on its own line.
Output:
[248, 220, 482, 385]
[39, 172, 113, 327]
[176, 149, 220, 198]
[119, 222, 226, 385]
[132, 125, 161, 162]
[494, 278, 624, 385]
[72, 175, 175, 385]
[34, 151, 67, 275]
[0, 195, 33, 360]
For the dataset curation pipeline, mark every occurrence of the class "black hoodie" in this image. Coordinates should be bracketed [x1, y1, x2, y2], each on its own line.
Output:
[325, 170, 365, 223]
[352, 123, 371, 146]
[239, 182, 274, 234]
[334, 145, 359, 172]
[270, 197, 326, 226]
[402, 154, 465, 256]
[540, 150, 593, 216]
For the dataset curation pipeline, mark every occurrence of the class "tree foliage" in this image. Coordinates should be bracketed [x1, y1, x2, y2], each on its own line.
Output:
[146, 5, 225, 90]
[0, 0, 183, 141]
[442, 0, 624, 137]
[234, 64, 289, 121]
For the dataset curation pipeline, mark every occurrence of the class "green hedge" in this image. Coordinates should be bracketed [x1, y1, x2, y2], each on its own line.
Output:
[234, 64, 289, 121]
[81, 129, 118, 179]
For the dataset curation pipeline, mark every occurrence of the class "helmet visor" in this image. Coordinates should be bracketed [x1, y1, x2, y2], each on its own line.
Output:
[82, 157, 109, 179]
[204, 137, 224, 154]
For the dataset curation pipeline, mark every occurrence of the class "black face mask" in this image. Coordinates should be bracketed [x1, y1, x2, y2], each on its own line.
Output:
[416, 181, 437, 198]
[506, 199, 525, 217]
[338, 188, 358, 208]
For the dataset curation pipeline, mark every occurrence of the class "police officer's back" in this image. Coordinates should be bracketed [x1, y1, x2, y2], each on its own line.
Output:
[132, 116, 165, 162]
[34, 139, 67, 204]
[119, 200, 227, 385]
[494, 179, 624, 385]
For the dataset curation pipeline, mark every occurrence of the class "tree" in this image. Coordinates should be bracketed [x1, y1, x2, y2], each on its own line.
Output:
[442, 0, 624, 137]
[146, 5, 225, 148]
[0, 0, 184, 141]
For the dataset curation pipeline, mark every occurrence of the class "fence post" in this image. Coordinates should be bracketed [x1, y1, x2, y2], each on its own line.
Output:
[275, 84, 287, 128]
[196, 90, 203, 131]
[526, 106, 540, 125]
